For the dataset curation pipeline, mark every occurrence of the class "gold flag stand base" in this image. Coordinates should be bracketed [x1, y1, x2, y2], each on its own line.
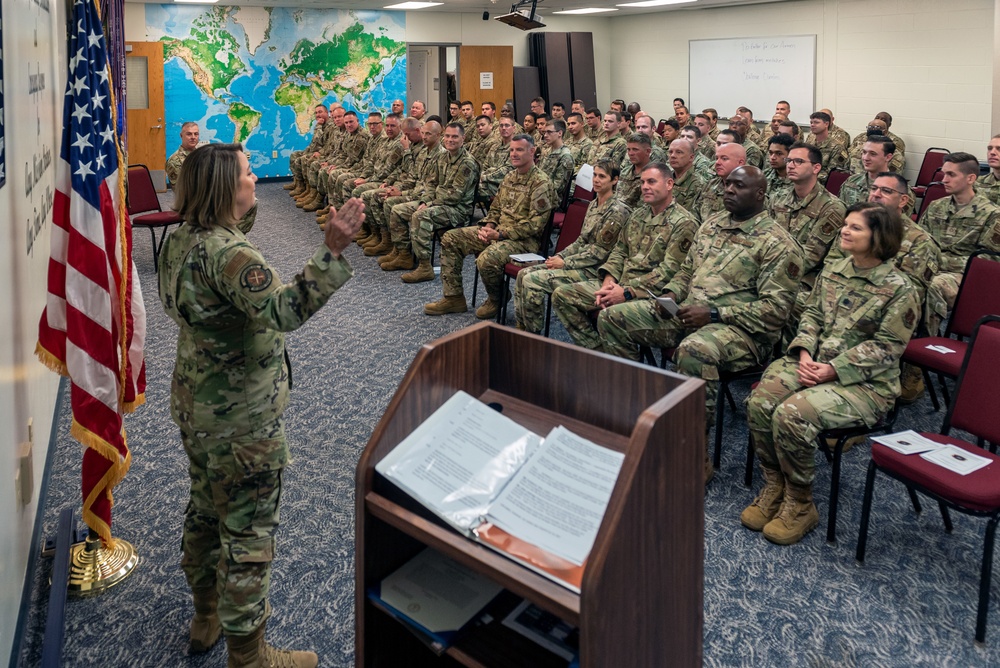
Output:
[67, 533, 140, 597]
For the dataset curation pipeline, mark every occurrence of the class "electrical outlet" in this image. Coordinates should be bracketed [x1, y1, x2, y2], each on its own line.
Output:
[272, 150, 278, 158]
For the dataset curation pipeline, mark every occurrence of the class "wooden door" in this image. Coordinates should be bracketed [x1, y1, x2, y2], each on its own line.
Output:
[459, 46, 514, 115]
[125, 42, 166, 191]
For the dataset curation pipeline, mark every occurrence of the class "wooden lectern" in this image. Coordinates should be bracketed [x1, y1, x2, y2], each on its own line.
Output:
[356, 323, 705, 667]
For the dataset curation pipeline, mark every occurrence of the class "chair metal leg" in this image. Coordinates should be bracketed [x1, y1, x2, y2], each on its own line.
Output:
[471, 267, 480, 306]
[939, 502, 953, 533]
[725, 384, 738, 412]
[976, 517, 999, 643]
[497, 274, 512, 324]
[923, 368, 941, 411]
[543, 296, 552, 337]
[827, 438, 846, 543]
[856, 460, 879, 562]
[907, 486, 922, 514]
[938, 373, 951, 407]
[148, 227, 160, 272]
[744, 433, 756, 488]
[713, 381, 726, 469]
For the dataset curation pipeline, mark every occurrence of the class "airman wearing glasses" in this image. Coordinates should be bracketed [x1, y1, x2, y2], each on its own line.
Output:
[538, 119, 574, 200]
[840, 136, 914, 216]
[848, 112, 906, 174]
[768, 142, 847, 338]
[865, 171, 941, 403]
[922, 152, 1000, 336]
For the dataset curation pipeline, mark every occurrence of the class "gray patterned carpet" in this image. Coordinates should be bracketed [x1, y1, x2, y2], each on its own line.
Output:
[15, 182, 1000, 667]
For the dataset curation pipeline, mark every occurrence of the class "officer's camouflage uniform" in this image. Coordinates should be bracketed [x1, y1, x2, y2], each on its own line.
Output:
[839, 171, 915, 217]
[768, 181, 847, 335]
[470, 134, 497, 165]
[747, 257, 919, 486]
[804, 134, 849, 184]
[384, 143, 443, 243]
[828, 219, 940, 318]
[306, 126, 343, 188]
[158, 206, 353, 636]
[694, 151, 716, 182]
[348, 133, 405, 202]
[440, 166, 555, 301]
[847, 131, 906, 174]
[329, 129, 384, 208]
[586, 125, 602, 142]
[398, 147, 480, 260]
[615, 162, 645, 209]
[743, 139, 765, 169]
[672, 167, 705, 217]
[319, 128, 369, 198]
[514, 197, 630, 332]
[697, 135, 716, 160]
[166, 146, 193, 185]
[921, 194, 1000, 334]
[289, 122, 325, 182]
[976, 171, 1000, 206]
[478, 140, 514, 200]
[588, 134, 627, 168]
[830, 123, 852, 149]
[565, 135, 594, 171]
[699, 175, 726, 223]
[360, 141, 423, 231]
[597, 211, 803, 433]
[552, 201, 698, 350]
[648, 144, 668, 166]
[763, 168, 792, 206]
[538, 145, 575, 203]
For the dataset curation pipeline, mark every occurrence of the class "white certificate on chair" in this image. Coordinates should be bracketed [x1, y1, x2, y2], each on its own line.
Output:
[871, 430, 943, 455]
[920, 444, 992, 475]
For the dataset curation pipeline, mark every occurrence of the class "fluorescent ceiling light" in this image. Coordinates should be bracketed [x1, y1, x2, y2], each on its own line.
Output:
[174, 0, 218, 3]
[553, 7, 619, 13]
[616, 0, 696, 7]
[384, 2, 443, 8]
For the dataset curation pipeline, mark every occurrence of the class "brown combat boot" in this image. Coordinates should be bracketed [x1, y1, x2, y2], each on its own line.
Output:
[762, 482, 819, 545]
[282, 181, 296, 191]
[294, 187, 314, 208]
[378, 248, 400, 266]
[225, 622, 317, 668]
[381, 249, 415, 271]
[353, 222, 372, 242]
[302, 192, 324, 212]
[189, 586, 222, 653]
[289, 180, 306, 197]
[824, 434, 866, 454]
[365, 232, 394, 257]
[402, 260, 435, 283]
[899, 363, 925, 405]
[475, 297, 500, 320]
[424, 295, 468, 315]
[740, 466, 785, 531]
[361, 228, 385, 250]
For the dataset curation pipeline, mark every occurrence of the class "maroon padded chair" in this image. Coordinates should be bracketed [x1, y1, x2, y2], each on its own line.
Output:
[911, 147, 950, 198]
[857, 315, 1000, 643]
[902, 250, 1000, 410]
[824, 168, 851, 198]
[915, 180, 947, 222]
[127, 164, 183, 271]
[497, 200, 587, 328]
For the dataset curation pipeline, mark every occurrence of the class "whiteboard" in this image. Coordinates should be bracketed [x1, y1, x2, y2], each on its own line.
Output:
[688, 35, 816, 125]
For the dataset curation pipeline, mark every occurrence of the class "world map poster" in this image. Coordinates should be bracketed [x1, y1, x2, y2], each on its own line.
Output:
[146, 5, 406, 178]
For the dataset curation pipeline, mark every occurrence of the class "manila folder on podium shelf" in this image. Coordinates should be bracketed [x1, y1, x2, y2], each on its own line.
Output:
[376, 391, 625, 592]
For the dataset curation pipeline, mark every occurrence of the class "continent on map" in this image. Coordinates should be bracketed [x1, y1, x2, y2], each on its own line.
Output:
[228, 102, 262, 144]
[161, 7, 246, 97]
[276, 22, 405, 125]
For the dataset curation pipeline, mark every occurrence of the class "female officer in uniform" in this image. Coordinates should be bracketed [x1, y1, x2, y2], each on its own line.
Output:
[159, 143, 364, 667]
[743, 202, 919, 545]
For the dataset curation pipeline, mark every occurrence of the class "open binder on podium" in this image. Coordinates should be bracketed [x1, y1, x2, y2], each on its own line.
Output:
[377, 391, 625, 592]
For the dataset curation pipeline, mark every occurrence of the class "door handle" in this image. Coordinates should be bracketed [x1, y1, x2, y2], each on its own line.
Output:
[151, 125, 162, 129]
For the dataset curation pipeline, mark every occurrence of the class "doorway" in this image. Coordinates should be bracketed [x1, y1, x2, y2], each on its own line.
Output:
[406, 44, 460, 119]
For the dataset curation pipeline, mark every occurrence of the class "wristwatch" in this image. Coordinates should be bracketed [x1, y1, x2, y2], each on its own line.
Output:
[709, 307, 720, 323]
[623, 287, 633, 301]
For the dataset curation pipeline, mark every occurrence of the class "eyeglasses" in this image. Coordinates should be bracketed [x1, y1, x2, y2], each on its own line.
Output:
[869, 184, 906, 196]
[785, 158, 815, 166]
[542, 129, 561, 135]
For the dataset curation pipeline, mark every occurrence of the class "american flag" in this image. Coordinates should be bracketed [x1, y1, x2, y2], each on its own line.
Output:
[36, 0, 146, 547]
